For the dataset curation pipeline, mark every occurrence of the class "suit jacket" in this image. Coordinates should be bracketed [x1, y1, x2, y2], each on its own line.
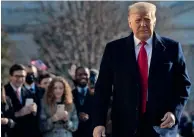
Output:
[73, 88, 94, 137]
[92, 32, 191, 137]
[1, 96, 15, 137]
[4, 83, 41, 137]
[23, 84, 45, 117]
[23, 84, 45, 137]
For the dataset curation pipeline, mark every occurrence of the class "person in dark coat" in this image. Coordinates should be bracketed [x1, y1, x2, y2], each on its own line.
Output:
[73, 67, 94, 137]
[92, 2, 191, 137]
[5, 64, 39, 137]
[1, 86, 15, 137]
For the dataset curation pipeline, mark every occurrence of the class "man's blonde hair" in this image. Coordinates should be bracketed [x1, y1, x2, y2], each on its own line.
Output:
[128, 2, 156, 21]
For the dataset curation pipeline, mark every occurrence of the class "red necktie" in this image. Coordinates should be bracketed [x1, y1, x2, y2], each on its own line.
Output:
[137, 41, 148, 113]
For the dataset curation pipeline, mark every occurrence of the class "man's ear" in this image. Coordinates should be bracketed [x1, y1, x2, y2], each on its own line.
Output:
[153, 18, 156, 28]
[128, 16, 132, 29]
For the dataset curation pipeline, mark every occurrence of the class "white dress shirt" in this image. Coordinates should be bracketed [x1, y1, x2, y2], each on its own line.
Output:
[77, 86, 88, 96]
[25, 83, 36, 93]
[134, 36, 166, 132]
[134, 35, 153, 74]
[10, 82, 22, 103]
[134, 35, 153, 101]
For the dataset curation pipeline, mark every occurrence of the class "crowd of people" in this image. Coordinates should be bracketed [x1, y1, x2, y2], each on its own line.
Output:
[1, 64, 100, 137]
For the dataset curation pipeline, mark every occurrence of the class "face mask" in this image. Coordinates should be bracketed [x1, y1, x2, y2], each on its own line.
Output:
[26, 73, 35, 85]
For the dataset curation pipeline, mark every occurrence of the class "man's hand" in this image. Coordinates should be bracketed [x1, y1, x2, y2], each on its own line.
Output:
[1, 118, 9, 125]
[22, 105, 32, 115]
[79, 112, 89, 122]
[15, 105, 31, 117]
[160, 112, 176, 128]
[93, 126, 106, 137]
[29, 103, 37, 113]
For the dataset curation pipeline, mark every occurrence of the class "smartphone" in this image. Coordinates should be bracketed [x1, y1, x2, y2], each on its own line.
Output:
[25, 98, 34, 106]
[57, 104, 65, 112]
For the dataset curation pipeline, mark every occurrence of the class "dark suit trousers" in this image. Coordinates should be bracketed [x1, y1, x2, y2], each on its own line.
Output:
[136, 113, 159, 137]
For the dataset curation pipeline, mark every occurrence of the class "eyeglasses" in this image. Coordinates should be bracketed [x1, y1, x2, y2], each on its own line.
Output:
[13, 75, 26, 78]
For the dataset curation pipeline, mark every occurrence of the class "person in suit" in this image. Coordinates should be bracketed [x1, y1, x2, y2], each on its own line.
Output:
[92, 2, 191, 137]
[4, 64, 39, 137]
[25, 65, 45, 99]
[40, 77, 78, 137]
[1, 86, 15, 137]
[24, 64, 45, 137]
[73, 67, 94, 137]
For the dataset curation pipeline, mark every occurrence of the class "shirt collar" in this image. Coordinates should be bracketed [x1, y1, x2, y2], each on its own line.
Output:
[25, 83, 35, 91]
[10, 82, 21, 92]
[77, 86, 88, 93]
[134, 35, 153, 47]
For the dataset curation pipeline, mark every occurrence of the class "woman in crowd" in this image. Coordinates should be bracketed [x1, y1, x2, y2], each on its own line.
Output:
[40, 77, 78, 137]
[1, 86, 15, 137]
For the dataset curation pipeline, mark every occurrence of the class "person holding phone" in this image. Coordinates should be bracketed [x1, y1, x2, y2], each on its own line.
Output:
[40, 77, 78, 137]
[4, 64, 39, 137]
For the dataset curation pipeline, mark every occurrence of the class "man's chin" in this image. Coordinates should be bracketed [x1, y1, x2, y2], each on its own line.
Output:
[139, 34, 151, 41]
[78, 83, 87, 88]
[16, 84, 23, 88]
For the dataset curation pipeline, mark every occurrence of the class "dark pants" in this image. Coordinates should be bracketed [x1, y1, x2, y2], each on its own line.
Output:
[136, 113, 159, 137]
[106, 134, 112, 137]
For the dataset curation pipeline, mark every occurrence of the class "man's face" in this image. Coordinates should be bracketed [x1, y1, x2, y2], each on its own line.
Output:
[75, 68, 90, 87]
[25, 66, 38, 85]
[128, 10, 156, 41]
[10, 70, 26, 88]
[40, 77, 52, 89]
[26, 66, 38, 77]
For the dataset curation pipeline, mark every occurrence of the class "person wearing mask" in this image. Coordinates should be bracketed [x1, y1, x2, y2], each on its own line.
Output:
[4, 64, 38, 137]
[24, 65, 45, 137]
[25, 65, 45, 99]
[72, 67, 94, 137]
[1, 86, 15, 137]
[40, 77, 78, 137]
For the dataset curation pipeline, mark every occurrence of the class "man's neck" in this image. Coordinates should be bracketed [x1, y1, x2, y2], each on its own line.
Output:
[25, 82, 35, 87]
[77, 85, 87, 89]
[134, 35, 153, 46]
[25, 83, 32, 87]
[10, 82, 21, 91]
